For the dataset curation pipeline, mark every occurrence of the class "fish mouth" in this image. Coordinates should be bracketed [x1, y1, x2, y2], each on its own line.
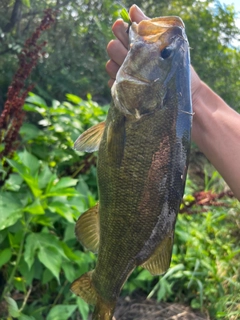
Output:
[116, 69, 151, 85]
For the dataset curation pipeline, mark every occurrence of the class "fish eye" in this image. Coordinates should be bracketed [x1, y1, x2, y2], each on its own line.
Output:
[160, 47, 172, 59]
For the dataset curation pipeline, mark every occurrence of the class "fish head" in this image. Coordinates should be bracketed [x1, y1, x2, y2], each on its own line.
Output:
[111, 16, 190, 118]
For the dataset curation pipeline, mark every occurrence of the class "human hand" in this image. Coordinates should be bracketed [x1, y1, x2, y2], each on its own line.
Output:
[106, 5, 201, 109]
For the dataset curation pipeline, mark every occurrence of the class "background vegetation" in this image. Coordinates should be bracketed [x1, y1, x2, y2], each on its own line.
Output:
[0, 0, 239, 319]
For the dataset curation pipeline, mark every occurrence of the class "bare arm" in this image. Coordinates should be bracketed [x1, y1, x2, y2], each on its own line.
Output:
[192, 78, 240, 199]
[106, 5, 240, 200]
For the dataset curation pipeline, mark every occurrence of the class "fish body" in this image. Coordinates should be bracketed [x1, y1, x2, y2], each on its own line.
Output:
[71, 16, 192, 320]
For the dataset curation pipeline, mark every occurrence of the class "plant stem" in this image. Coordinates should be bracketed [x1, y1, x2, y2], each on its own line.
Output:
[19, 285, 32, 313]
[1, 231, 26, 300]
[52, 279, 68, 307]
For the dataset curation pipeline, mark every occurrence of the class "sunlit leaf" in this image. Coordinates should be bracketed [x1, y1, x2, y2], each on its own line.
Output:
[38, 246, 62, 282]
[22, 0, 31, 8]
[120, 8, 131, 24]
[0, 191, 23, 230]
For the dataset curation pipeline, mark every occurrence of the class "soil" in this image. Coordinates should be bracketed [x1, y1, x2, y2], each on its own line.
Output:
[113, 295, 209, 320]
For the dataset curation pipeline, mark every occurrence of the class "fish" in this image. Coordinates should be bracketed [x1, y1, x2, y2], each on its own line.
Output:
[71, 15, 192, 320]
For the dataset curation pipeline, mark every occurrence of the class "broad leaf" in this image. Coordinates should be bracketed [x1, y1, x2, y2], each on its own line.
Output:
[49, 177, 78, 192]
[19, 150, 40, 176]
[0, 191, 23, 230]
[38, 246, 62, 282]
[77, 298, 89, 320]
[5, 297, 20, 317]
[46, 305, 77, 320]
[0, 248, 12, 268]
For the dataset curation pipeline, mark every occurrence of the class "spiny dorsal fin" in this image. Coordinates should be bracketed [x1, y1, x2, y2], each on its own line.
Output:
[141, 232, 174, 275]
[75, 203, 100, 253]
[74, 122, 105, 152]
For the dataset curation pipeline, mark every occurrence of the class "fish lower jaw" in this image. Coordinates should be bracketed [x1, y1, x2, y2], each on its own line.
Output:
[116, 76, 150, 86]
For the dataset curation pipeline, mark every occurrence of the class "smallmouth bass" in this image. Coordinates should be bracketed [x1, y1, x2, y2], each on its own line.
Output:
[71, 15, 192, 320]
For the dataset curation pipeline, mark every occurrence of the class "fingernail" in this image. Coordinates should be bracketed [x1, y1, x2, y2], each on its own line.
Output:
[132, 4, 147, 18]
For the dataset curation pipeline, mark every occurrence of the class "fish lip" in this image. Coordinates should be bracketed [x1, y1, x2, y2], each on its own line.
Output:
[116, 69, 151, 85]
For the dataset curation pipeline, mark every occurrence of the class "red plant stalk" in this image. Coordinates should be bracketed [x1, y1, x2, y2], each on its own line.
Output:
[0, 9, 56, 159]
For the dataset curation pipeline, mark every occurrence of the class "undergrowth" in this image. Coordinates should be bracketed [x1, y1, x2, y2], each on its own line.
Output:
[0, 94, 239, 319]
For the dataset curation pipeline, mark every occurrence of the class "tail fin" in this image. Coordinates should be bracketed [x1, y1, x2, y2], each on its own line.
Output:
[92, 297, 116, 320]
[70, 271, 116, 320]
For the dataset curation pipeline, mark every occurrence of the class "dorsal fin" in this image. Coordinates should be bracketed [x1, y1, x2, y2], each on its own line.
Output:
[141, 232, 174, 275]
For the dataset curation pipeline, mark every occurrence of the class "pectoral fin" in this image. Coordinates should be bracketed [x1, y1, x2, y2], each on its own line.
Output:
[107, 115, 125, 167]
[75, 204, 100, 253]
[74, 122, 105, 152]
[141, 232, 174, 275]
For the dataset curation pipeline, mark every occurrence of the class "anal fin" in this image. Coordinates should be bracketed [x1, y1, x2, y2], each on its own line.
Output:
[75, 203, 99, 253]
[71, 271, 116, 319]
[74, 122, 105, 152]
[141, 232, 174, 275]
[71, 271, 97, 305]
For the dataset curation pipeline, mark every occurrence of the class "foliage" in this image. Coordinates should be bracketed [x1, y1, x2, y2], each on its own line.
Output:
[0, 9, 55, 159]
[123, 192, 240, 319]
[0, 93, 239, 319]
[0, 0, 240, 111]
[0, 94, 107, 320]
[0, 1, 240, 318]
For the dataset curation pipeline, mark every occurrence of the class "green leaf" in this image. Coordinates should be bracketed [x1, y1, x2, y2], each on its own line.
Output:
[18, 258, 35, 285]
[0, 191, 23, 230]
[24, 233, 38, 269]
[46, 305, 77, 320]
[22, 0, 31, 7]
[62, 261, 77, 282]
[77, 298, 89, 320]
[48, 201, 74, 222]
[49, 177, 78, 192]
[19, 314, 35, 320]
[120, 8, 131, 24]
[0, 248, 12, 268]
[5, 296, 20, 317]
[24, 199, 45, 215]
[7, 159, 42, 198]
[66, 94, 82, 104]
[20, 123, 41, 141]
[19, 150, 40, 176]
[42, 268, 54, 284]
[38, 164, 54, 189]
[38, 246, 62, 282]
[4, 173, 23, 191]
[26, 93, 47, 108]
[24, 233, 68, 280]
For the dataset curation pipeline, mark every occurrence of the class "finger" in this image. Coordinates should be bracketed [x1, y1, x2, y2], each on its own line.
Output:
[106, 60, 119, 79]
[108, 79, 115, 88]
[107, 39, 128, 66]
[112, 19, 129, 49]
[129, 4, 149, 23]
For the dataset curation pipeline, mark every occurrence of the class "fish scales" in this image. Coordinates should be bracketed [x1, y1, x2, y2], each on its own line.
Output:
[71, 15, 192, 320]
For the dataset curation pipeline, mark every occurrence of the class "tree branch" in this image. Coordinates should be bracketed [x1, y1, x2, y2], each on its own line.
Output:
[3, 0, 22, 33]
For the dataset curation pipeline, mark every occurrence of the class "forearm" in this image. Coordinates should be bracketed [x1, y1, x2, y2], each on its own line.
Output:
[192, 81, 240, 199]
